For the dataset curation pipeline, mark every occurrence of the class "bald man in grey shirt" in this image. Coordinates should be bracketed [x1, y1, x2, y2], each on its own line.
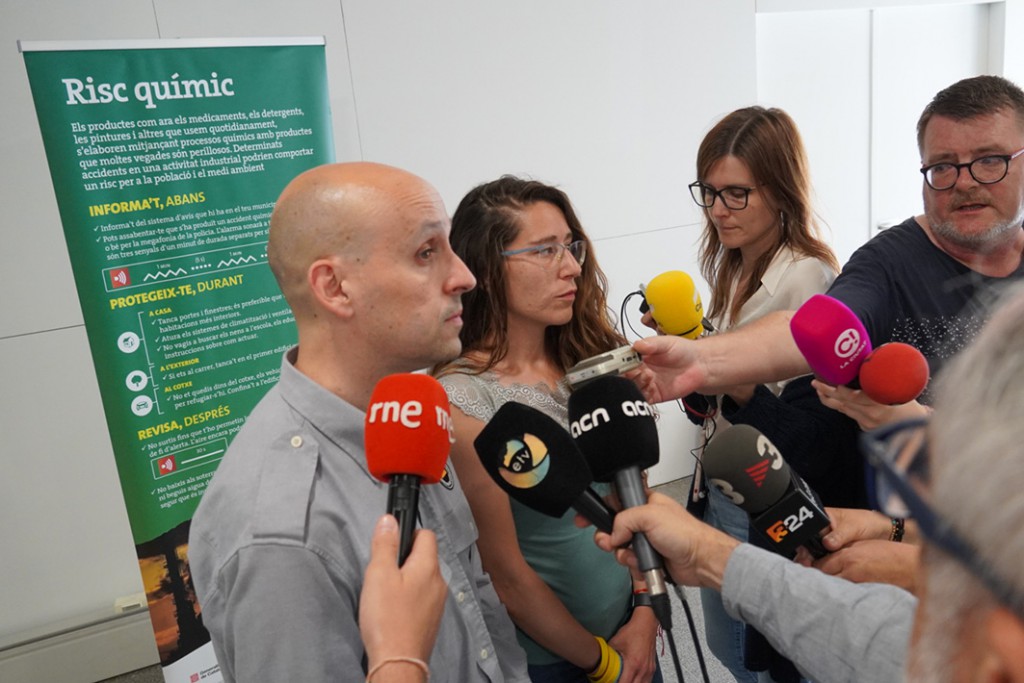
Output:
[189, 163, 528, 682]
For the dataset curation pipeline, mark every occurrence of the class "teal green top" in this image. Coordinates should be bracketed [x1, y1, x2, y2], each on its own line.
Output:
[440, 370, 632, 665]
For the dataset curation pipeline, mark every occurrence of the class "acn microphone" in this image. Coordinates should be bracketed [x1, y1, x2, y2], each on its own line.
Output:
[568, 375, 673, 630]
[790, 294, 872, 386]
[473, 401, 615, 533]
[365, 373, 453, 566]
[702, 424, 831, 559]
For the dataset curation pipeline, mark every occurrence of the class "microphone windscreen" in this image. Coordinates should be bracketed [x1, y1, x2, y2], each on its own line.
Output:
[702, 424, 792, 515]
[859, 342, 930, 405]
[790, 294, 872, 386]
[567, 375, 659, 481]
[365, 373, 451, 484]
[474, 402, 595, 518]
[644, 270, 705, 339]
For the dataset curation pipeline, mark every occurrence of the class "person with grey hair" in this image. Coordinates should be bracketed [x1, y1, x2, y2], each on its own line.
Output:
[590, 282, 1024, 682]
[898, 282, 1024, 681]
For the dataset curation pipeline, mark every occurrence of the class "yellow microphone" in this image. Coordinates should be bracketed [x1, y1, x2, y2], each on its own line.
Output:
[642, 270, 706, 339]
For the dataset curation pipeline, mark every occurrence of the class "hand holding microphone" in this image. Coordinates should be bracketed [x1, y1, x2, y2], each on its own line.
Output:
[568, 375, 673, 630]
[365, 373, 452, 566]
[359, 514, 447, 670]
[702, 424, 832, 559]
[812, 341, 930, 430]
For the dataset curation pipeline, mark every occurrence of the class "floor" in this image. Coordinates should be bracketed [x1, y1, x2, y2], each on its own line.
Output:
[101, 478, 732, 683]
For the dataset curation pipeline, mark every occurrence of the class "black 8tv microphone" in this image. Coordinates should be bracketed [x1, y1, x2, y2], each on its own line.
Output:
[568, 375, 672, 630]
[702, 424, 831, 559]
[473, 401, 615, 534]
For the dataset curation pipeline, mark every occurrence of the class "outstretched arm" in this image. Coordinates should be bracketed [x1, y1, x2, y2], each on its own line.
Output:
[630, 310, 808, 403]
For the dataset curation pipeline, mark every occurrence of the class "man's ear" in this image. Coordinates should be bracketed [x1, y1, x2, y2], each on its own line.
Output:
[308, 256, 355, 318]
[987, 606, 1024, 682]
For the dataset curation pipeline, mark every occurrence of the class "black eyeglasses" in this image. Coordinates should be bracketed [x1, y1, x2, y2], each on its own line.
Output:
[688, 181, 757, 210]
[920, 146, 1024, 191]
[861, 418, 1024, 619]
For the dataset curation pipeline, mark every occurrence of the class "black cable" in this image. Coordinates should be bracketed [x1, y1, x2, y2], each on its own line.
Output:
[663, 621, 686, 683]
[675, 585, 711, 683]
[619, 289, 647, 340]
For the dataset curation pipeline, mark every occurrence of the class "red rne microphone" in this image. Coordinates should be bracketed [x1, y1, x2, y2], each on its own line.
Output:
[858, 342, 930, 405]
[365, 373, 452, 565]
[790, 294, 872, 386]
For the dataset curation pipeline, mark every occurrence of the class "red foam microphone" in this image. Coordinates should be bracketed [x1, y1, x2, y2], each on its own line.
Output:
[365, 373, 452, 565]
[790, 294, 872, 386]
[858, 342, 930, 405]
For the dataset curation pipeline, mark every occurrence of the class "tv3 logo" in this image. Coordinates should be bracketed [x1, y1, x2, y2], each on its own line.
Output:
[709, 433, 784, 506]
[767, 506, 815, 543]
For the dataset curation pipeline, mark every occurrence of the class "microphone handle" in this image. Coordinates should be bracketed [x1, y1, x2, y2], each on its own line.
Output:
[573, 486, 615, 534]
[387, 474, 421, 566]
[614, 466, 672, 630]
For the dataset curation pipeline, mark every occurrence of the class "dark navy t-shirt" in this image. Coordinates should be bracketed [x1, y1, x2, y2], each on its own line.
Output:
[828, 216, 1024, 401]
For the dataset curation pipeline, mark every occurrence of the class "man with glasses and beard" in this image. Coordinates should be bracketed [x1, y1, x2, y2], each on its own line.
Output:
[629, 75, 1024, 591]
[634, 74, 1024, 406]
[591, 282, 1024, 682]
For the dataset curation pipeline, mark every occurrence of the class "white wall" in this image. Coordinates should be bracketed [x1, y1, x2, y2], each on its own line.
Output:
[0, 0, 755, 663]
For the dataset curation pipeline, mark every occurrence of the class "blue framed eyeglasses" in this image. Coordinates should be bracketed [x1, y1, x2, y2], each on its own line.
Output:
[861, 418, 1024, 618]
[500, 240, 587, 267]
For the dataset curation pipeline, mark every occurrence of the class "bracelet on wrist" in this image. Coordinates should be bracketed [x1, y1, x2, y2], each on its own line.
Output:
[366, 656, 430, 682]
[632, 587, 652, 608]
[586, 636, 622, 683]
[889, 517, 905, 543]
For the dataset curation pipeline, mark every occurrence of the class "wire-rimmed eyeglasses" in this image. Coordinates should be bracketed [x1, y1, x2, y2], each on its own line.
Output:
[920, 146, 1024, 191]
[500, 240, 587, 268]
[861, 418, 1024, 619]
[688, 181, 757, 211]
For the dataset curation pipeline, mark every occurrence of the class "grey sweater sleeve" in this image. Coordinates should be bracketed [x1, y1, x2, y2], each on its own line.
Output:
[721, 544, 914, 683]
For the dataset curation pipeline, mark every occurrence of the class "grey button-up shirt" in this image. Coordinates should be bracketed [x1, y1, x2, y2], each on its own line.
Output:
[189, 348, 529, 682]
[723, 543, 913, 682]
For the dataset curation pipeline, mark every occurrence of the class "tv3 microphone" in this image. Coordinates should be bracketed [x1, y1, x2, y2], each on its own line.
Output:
[473, 401, 615, 533]
[702, 424, 831, 559]
[365, 373, 453, 566]
[568, 375, 673, 630]
[790, 294, 872, 386]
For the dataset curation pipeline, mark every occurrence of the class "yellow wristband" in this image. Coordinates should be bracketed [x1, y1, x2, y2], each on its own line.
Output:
[586, 637, 622, 683]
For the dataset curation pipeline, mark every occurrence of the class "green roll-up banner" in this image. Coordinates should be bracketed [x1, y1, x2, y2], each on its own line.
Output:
[21, 37, 334, 682]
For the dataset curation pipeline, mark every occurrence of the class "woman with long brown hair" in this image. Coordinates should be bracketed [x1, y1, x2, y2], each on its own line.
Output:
[687, 106, 838, 683]
[435, 176, 661, 683]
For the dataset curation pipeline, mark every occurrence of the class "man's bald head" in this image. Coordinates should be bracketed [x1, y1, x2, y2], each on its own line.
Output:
[267, 162, 439, 315]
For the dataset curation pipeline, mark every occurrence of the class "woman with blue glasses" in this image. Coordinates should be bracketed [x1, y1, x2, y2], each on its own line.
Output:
[434, 176, 662, 683]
